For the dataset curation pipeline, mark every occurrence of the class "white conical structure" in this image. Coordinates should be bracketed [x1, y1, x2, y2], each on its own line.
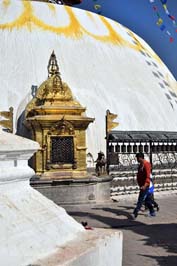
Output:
[0, 127, 87, 266]
[0, 0, 177, 160]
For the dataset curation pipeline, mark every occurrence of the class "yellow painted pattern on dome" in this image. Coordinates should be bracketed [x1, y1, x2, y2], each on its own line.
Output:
[78, 12, 123, 44]
[2, 0, 10, 8]
[47, 3, 56, 13]
[166, 74, 177, 94]
[85, 11, 94, 20]
[126, 30, 162, 64]
[0, 2, 81, 36]
[0, 0, 162, 62]
[0, 1, 33, 31]
[31, 6, 82, 37]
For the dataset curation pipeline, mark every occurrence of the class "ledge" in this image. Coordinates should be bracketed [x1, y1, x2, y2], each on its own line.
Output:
[30, 175, 113, 186]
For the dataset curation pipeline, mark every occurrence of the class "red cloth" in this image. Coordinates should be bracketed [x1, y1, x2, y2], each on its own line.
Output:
[85, 226, 93, 230]
[137, 159, 151, 188]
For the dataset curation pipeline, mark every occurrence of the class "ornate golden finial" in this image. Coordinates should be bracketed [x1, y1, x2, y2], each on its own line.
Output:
[47, 51, 64, 93]
[48, 51, 60, 77]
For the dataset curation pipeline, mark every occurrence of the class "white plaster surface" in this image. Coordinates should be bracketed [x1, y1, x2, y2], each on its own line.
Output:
[0, 128, 39, 181]
[0, 180, 86, 266]
[0, 129, 85, 266]
[0, 128, 39, 152]
[36, 229, 123, 266]
[1, 1, 176, 159]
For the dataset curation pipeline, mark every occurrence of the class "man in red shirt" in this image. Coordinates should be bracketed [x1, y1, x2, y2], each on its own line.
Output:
[133, 152, 155, 218]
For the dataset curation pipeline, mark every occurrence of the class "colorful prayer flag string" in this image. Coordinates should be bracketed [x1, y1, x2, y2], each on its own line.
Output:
[160, 0, 177, 27]
[149, 0, 176, 43]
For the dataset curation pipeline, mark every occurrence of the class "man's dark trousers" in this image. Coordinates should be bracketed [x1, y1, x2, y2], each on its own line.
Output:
[134, 187, 154, 216]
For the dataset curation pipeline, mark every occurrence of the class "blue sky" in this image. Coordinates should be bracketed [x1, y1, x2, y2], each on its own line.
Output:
[75, 0, 177, 80]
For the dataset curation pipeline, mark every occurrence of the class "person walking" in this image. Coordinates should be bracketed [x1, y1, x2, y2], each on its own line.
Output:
[133, 152, 156, 218]
[145, 175, 159, 212]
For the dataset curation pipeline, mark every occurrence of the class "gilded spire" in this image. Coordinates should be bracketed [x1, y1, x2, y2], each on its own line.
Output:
[48, 51, 60, 78]
[47, 51, 64, 93]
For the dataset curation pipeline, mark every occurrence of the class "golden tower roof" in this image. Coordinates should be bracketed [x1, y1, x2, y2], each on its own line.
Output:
[25, 51, 85, 118]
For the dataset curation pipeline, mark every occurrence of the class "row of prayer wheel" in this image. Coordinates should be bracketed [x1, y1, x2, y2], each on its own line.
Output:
[108, 143, 177, 153]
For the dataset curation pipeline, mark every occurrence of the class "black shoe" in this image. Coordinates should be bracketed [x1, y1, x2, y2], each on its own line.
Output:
[149, 211, 156, 217]
[156, 205, 159, 212]
[133, 209, 138, 218]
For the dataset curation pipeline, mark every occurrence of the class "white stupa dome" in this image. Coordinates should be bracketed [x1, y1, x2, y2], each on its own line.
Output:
[0, 0, 177, 159]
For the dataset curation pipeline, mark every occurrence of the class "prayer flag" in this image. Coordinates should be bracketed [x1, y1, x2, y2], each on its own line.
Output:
[157, 18, 163, 26]
[160, 24, 166, 31]
[160, 0, 167, 4]
[94, 4, 101, 10]
[169, 37, 174, 43]
[168, 15, 175, 21]
[163, 4, 167, 10]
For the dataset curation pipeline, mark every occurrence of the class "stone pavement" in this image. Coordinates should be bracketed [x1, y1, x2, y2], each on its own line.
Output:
[63, 191, 177, 266]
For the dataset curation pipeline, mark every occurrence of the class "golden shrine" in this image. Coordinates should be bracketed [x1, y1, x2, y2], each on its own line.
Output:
[25, 51, 94, 179]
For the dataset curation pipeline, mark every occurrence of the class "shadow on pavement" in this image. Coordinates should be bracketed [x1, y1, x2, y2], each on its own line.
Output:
[140, 254, 177, 266]
[136, 223, 177, 253]
[68, 204, 177, 266]
[68, 206, 144, 228]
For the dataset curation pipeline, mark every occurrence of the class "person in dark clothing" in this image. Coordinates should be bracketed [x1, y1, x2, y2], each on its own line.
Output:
[95, 151, 106, 176]
[144, 176, 159, 211]
[133, 152, 156, 218]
